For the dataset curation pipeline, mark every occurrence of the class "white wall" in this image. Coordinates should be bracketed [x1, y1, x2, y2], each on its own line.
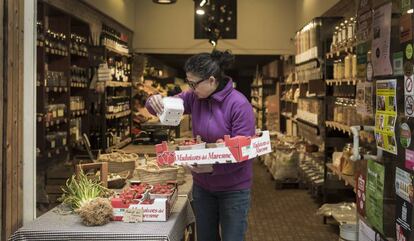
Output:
[82, 0, 342, 55]
[133, 0, 297, 55]
[296, 0, 340, 30]
[82, 0, 136, 30]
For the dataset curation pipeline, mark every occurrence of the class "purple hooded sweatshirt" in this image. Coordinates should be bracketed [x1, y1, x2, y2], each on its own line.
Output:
[146, 79, 255, 192]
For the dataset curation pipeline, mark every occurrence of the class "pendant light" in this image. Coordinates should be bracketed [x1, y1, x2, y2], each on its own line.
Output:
[152, 0, 177, 4]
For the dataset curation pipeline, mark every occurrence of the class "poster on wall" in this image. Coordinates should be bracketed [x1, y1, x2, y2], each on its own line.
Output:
[359, 218, 388, 241]
[375, 79, 397, 154]
[396, 196, 413, 241]
[407, 150, 414, 171]
[372, 2, 393, 76]
[400, 14, 413, 43]
[357, 171, 367, 216]
[366, 159, 385, 234]
[396, 167, 414, 203]
[405, 74, 414, 117]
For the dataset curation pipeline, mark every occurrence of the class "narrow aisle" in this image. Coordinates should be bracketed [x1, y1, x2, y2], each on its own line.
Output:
[245, 160, 338, 241]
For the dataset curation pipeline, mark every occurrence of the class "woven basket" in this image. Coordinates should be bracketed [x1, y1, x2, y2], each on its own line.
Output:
[133, 161, 179, 185]
[97, 150, 137, 174]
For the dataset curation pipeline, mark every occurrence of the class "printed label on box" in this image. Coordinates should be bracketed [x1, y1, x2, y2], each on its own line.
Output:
[174, 147, 237, 165]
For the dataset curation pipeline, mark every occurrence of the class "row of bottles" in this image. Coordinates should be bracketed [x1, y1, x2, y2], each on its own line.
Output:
[69, 118, 82, 144]
[333, 54, 357, 79]
[330, 17, 357, 52]
[70, 33, 88, 57]
[45, 29, 68, 56]
[70, 66, 89, 87]
[37, 21, 45, 46]
[106, 98, 130, 114]
[295, 19, 322, 55]
[101, 25, 129, 54]
[333, 98, 360, 126]
[108, 57, 131, 82]
[70, 96, 86, 112]
[45, 70, 67, 87]
[105, 118, 131, 147]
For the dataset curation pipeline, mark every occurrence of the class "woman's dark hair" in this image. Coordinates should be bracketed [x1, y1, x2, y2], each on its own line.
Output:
[184, 49, 235, 81]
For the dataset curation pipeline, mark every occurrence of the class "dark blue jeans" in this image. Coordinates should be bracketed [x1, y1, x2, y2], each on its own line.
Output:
[192, 184, 251, 241]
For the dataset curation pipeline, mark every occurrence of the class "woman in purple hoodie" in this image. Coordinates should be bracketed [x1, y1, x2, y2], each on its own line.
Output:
[146, 50, 255, 241]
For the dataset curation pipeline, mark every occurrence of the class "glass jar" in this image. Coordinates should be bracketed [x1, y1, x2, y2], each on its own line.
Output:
[337, 98, 344, 123]
[344, 54, 352, 79]
[351, 54, 357, 78]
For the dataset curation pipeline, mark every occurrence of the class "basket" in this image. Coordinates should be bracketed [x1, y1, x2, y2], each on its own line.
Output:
[97, 149, 137, 174]
[107, 170, 132, 189]
[133, 161, 179, 185]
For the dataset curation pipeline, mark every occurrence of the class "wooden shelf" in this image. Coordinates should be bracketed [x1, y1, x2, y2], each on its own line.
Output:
[325, 121, 351, 135]
[326, 43, 357, 59]
[326, 163, 356, 192]
[106, 81, 132, 88]
[106, 137, 132, 152]
[326, 78, 358, 86]
[106, 110, 131, 119]
[325, 121, 375, 143]
[104, 45, 129, 57]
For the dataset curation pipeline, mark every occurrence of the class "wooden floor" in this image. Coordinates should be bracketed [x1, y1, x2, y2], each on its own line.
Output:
[245, 160, 339, 241]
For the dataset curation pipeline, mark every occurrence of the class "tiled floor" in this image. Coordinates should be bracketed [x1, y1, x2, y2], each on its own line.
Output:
[245, 160, 339, 241]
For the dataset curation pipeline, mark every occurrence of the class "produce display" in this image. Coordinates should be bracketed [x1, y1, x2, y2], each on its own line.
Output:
[111, 181, 178, 222]
[59, 171, 113, 226]
[157, 131, 272, 166]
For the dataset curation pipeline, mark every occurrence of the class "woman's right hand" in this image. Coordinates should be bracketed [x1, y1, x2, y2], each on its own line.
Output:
[148, 94, 164, 115]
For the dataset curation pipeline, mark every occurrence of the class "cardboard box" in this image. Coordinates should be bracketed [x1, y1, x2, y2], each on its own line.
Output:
[111, 185, 178, 222]
[157, 131, 272, 165]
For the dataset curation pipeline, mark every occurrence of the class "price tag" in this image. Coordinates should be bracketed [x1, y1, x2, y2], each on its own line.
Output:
[123, 207, 143, 223]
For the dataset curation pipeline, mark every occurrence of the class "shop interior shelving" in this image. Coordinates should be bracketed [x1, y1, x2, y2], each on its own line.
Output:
[36, 2, 92, 164]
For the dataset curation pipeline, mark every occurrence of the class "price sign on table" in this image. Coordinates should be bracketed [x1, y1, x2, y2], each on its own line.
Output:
[123, 207, 144, 223]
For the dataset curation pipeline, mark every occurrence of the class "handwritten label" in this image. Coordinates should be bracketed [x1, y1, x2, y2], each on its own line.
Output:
[123, 207, 143, 223]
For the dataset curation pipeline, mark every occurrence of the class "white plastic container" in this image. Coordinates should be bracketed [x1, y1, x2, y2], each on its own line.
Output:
[158, 97, 184, 126]
[340, 224, 358, 241]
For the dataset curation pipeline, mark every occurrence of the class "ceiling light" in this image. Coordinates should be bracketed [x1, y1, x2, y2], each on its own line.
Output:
[200, 0, 207, 7]
[196, 9, 205, 15]
[153, 0, 177, 4]
[209, 39, 217, 47]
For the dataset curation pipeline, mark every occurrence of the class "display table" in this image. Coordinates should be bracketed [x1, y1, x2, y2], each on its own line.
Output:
[10, 176, 195, 241]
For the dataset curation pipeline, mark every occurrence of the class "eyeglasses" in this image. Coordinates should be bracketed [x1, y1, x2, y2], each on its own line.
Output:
[185, 77, 209, 89]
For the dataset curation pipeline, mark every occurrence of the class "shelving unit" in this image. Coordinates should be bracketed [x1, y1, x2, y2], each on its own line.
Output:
[36, 3, 92, 163]
[251, 60, 281, 130]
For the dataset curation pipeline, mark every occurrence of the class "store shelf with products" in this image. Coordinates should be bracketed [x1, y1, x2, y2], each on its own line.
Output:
[251, 61, 281, 130]
[326, 163, 356, 191]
